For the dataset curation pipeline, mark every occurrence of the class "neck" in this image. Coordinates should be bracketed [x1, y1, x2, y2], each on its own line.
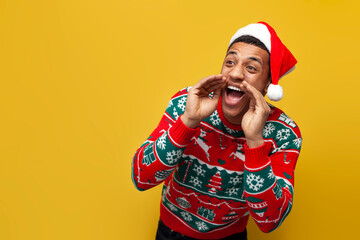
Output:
[222, 104, 249, 126]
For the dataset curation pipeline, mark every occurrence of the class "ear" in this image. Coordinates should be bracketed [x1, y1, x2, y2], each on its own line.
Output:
[263, 77, 272, 95]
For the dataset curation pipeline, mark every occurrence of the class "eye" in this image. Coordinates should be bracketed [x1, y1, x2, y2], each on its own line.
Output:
[247, 66, 257, 71]
[226, 60, 235, 66]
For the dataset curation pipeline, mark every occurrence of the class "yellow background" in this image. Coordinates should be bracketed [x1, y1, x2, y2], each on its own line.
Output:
[0, 0, 359, 239]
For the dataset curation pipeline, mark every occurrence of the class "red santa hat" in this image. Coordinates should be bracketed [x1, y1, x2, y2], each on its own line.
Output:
[229, 21, 297, 101]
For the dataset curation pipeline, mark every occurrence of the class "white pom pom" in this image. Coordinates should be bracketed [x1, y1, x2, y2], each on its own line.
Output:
[267, 83, 283, 101]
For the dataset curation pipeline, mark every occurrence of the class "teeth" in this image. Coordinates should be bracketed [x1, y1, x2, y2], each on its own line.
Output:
[227, 86, 242, 92]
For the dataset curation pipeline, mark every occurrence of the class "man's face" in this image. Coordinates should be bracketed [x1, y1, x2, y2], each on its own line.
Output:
[220, 41, 271, 125]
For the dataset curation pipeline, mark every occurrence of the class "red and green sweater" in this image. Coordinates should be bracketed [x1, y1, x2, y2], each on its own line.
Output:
[132, 87, 302, 239]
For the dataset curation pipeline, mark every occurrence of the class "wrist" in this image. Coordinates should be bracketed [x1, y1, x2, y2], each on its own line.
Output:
[246, 136, 264, 148]
[181, 115, 200, 129]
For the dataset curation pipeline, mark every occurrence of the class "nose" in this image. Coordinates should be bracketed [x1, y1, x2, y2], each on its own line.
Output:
[228, 66, 244, 82]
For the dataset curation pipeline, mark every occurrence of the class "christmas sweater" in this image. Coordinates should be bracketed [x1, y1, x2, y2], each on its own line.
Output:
[132, 87, 302, 239]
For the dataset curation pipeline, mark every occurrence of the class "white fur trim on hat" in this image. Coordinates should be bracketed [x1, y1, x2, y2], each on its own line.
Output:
[267, 83, 283, 101]
[229, 23, 271, 52]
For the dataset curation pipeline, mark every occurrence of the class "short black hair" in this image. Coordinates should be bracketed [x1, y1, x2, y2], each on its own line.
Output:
[227, 35, 270, 55]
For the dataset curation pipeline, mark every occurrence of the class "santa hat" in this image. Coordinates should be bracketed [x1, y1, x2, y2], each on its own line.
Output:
[229, 22, 297, 101]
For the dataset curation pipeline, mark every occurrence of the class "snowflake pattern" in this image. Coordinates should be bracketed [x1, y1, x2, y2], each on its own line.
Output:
[177, 97, 187, 111]
[195, 221, 209, 231]
[210, 111, 221, 126]
[246, 173, 264, 191]
[173, 107, 179, 120]
[166, 202, 178, 212]
[166, 150, 183, 164]
[192, 163, 206, 177]
[156, 134, 167, 150]
[276, 129, 291, 141]
[229, 175, 242, 185]
[225, 186, 239, 196]
[180, 211, 193, 221]
[263, 123, 276, 137]
[267, 168, 275, 179]
[189, 176, 202, 187]
[293, 138, 302, 149]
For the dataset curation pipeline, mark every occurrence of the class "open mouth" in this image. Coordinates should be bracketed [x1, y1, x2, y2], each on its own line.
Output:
[226, 85, 245, 101]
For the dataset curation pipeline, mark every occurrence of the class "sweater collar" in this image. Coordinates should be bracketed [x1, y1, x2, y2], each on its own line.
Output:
[216, 97, 243, 131]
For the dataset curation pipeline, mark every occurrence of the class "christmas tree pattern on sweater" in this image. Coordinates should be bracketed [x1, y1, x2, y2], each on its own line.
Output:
[132, 87, 302, 238]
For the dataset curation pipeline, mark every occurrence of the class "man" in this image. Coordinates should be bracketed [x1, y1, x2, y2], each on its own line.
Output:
[132, 22, 302, 240]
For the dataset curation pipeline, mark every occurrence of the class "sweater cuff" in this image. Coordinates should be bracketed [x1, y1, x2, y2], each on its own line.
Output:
[244, 142, 272, 169]
[168, 116, 199, 148]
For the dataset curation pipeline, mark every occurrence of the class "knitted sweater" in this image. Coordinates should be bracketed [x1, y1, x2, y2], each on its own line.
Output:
[132, 87, 302, 239]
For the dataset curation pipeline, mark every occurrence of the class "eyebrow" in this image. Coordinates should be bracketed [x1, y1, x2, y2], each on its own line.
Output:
[248, 57, 263, 66]
[225, 51, 263, 67]
[226, 51, 237, 56]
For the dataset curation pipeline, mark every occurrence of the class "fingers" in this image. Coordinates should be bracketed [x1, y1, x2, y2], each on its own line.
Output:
[194, 74, 226, 89]
[206, 79, 226, 93]
[240, 81, 270, 112]
[212, 86, 222, 100]
[192, 74, 226, 96]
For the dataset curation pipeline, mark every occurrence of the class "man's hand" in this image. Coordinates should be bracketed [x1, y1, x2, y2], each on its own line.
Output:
[181, 74, 226, 129]
[240, 81, 270, 148]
